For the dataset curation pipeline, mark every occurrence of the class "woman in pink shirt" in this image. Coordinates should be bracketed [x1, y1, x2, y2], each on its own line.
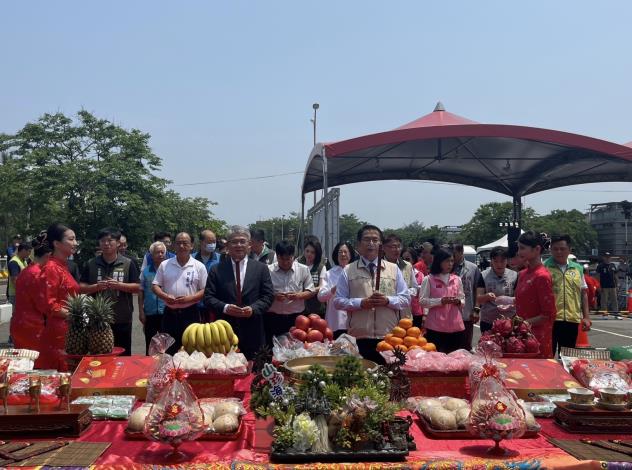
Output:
[514, 231, 557, 359]
[419, 249, 466, 353]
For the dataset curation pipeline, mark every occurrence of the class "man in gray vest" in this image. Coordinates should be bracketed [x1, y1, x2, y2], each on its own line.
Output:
[476, 246, 518, 333]
[383, 233, 418, 318]
[450, 242, 482, 351]
[334, 225, 410, 363]
[81, 227, 140, 356]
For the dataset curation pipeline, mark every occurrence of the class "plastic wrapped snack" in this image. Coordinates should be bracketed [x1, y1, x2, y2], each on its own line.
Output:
[429, 408, 457, 430]
[224, 351, 248, 374]
[146, 334, 176, 403]
[144, 368, 205, 446]
[571, 359, 631, 393]
[197, 397, 245, 433]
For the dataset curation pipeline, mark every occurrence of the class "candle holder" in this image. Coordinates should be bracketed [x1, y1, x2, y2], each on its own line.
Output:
[58, 373, 71, 412]
[29, 375, 42, 414]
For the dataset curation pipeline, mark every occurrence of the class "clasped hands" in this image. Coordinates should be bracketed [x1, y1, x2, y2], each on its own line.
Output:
[360, 292, 389, 309]
[225, 304, 253, 318]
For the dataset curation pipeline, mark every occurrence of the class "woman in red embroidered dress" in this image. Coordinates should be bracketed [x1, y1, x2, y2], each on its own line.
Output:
[39, 223, 80, 371]
[11, 232, 51, 366]
[514, 231, 557, 359]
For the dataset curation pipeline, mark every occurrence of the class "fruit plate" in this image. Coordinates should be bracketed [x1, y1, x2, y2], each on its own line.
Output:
[501, 352, 540, 359]
[415, 412, 539, 439]
[125, 418, 243, 441]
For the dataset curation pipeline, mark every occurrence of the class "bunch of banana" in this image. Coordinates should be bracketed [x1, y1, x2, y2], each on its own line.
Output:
[181, 320, 239, 356]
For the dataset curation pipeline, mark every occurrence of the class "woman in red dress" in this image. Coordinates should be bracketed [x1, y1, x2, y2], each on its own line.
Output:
[514, 231, 557, 359]
[39, 223, 80, 371]
[11, 232, 51, 366]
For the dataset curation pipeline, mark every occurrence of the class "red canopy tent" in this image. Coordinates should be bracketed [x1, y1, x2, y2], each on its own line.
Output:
[301, 103, 632, 254]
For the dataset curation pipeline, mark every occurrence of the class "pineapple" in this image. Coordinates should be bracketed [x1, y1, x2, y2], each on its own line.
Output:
[86, 294, 116, 355]
[65, 294, 89, 355]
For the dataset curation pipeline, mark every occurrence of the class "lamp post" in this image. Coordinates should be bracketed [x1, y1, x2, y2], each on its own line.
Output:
[311, 103, 319, 207]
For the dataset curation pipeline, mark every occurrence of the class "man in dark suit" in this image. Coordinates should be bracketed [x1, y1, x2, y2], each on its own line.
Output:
[204, 225, 274, 359]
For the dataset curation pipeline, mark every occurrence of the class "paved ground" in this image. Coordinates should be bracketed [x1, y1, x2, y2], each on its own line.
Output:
[0, 289, 630, 356]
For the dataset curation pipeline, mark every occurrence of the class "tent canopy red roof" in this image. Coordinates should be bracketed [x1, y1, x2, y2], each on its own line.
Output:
[302, 103, 632, 197]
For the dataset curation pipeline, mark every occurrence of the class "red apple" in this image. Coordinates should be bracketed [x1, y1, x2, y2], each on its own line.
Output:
[289, 326, 296, 333]
[314, 318, 328, 333]
[308, 314, 321, 328]
[306, 329, 324, 343]
[295, 315, 310, 331]
[325, 328, 334, 341]
[291, 328, 307, 342]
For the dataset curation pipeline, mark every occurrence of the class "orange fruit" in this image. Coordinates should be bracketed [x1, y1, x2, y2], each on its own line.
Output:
[392, 326, 407, 338]
[394, 345, 408, 353]
[417, 336, 427, 346]
[406, 327, 421, 338]
[403, 336, 418, 348]
[408, 345, 421, 350]
[385, 333, 394, 341]
[398, 318, 413, 329]
[423, 342, 436, 352]
[376, 341, 394, 352]
[386, 336, 404, 346]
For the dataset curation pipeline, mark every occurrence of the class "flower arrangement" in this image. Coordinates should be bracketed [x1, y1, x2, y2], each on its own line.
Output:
[250, 355, 406, 454]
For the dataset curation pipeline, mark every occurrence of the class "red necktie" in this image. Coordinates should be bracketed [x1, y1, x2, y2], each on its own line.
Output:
[235, 260, 242, 306]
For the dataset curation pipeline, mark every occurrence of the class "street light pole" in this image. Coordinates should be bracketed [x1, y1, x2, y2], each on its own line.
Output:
[311, 103, 319, 207]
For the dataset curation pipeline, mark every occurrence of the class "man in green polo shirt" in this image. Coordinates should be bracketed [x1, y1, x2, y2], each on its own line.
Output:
[544, 234, 591, 356]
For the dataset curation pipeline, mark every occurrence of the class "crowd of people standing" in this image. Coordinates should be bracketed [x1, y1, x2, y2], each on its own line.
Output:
[5, 220, 618, 368]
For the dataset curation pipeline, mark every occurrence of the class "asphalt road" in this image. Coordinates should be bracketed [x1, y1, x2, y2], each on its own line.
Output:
[0, 292, 630, 356]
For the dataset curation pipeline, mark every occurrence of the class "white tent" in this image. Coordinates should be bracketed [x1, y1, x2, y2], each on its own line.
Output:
[476, 231, 525, 253]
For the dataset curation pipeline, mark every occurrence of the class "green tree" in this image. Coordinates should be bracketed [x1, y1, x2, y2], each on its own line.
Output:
[383, 221, 446, 249]
[0, 110, 224, 261]
[249, 212, 304, 251]
[338, 213, 368, 243]
[530, 209, 597, 255]
[459, 202, 537, 247]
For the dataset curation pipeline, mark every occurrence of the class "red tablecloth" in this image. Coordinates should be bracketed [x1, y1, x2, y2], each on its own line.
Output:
[10, 375, 606, 468]
[66, 413, 603, 469]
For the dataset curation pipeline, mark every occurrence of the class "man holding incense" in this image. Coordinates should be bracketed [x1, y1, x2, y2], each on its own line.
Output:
[334, 224, 410, 363]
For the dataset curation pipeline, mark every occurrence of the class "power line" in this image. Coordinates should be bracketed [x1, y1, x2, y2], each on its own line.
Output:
[172, 171, 303, 186]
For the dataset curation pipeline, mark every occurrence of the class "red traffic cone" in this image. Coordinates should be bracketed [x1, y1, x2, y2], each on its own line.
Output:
[576, 322, 591, 348]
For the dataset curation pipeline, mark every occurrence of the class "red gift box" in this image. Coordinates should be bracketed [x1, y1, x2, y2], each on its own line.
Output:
[498, 358, 580, 399]
[70, 356, 157, 400]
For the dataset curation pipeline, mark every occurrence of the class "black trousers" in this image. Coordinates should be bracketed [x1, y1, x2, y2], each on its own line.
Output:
[264, 312, 300, 347]
[112, 322, 132, 356]
[553, 320, 579, 356]
[480, 321, 493, 333]
[162, 306, 201, 355]
[412, 315, 424, 329]
[356, 338, 384, 365]
[425, 329, 466, 354]
[461, 320, 474, 351]
[143, 315, 164, 355]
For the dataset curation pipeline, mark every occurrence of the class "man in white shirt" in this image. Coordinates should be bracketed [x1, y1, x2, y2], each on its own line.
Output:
[152, 232, 208, 354]
[266, 240, 315, 345]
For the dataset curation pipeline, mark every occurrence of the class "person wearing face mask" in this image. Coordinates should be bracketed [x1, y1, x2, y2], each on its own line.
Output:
[194, 230, 221, 273]
[193, 230, 221, 321]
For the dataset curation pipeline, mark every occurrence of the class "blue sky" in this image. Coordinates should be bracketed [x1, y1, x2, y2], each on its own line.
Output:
[2, 1, 631, 230]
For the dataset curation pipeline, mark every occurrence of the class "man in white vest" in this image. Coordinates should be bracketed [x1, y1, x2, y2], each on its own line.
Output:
[334, 225, 410, 363]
